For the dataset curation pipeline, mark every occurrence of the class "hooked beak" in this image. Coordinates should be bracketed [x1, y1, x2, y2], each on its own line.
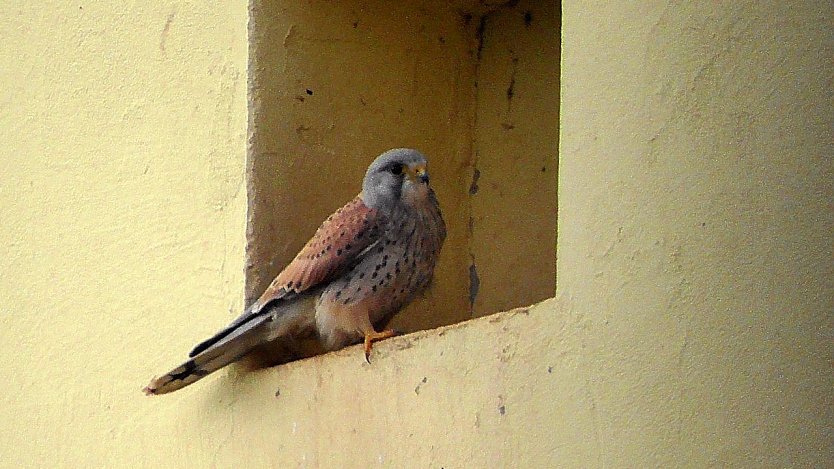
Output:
[407, 164, 430, 184]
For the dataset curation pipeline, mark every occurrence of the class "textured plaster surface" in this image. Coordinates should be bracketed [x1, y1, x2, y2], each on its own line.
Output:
[0, 2, 248, 467]
[2, 0, 832, 468]
[470, 0, 559, 315]
[558, 1, 834, 466]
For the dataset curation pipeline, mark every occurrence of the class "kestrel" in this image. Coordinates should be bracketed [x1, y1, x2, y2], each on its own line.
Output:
[144, 148, 446, 395]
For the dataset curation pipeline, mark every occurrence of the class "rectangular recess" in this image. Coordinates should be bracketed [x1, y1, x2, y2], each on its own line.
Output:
[247, 0, 559, 339]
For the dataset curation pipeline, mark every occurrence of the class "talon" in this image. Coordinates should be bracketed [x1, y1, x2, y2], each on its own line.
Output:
[362, 329, 397, 363]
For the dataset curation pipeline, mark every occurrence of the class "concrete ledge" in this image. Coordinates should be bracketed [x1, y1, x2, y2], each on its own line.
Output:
[153, 296, 589, 467]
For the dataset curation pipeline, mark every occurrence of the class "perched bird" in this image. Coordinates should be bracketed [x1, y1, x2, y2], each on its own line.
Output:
[144, 148, 446, 395]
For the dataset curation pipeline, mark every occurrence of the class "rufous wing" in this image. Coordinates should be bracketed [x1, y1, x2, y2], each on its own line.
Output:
[250, 196, 384, 313]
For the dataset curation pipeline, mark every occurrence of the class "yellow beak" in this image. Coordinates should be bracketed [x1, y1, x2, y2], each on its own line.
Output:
[407, 164, 429, 183]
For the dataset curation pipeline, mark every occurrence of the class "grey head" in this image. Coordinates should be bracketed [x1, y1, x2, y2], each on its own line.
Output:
[362, 148, 432, 212]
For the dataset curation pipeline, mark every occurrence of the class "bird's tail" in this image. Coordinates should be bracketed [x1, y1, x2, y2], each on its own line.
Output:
[143, 312, 274, 395]
[143, 298, 314, 395]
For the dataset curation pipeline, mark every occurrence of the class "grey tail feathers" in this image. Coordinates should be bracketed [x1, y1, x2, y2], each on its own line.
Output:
[188, 308, 267, 358]
[143, 313, 273, 396]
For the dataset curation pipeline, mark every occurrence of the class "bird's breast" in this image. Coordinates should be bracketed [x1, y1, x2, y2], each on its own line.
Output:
[314, 202, 445, 349]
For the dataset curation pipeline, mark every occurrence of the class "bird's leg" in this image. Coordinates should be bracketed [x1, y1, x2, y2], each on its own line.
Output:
[363, 329, 397, 363]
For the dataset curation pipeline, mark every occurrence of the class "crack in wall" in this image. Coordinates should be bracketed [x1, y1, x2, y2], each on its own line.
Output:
[465, 8, 492, 318]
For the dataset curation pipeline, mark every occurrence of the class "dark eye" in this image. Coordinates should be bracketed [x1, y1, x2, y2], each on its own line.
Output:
[389, 163, 403, 175]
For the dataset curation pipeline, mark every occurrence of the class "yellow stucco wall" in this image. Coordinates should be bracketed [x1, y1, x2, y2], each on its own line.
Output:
[471, 0, 560, 316]
[1, 1, 832, 468]
[557, 1, 833, 466]
[0, 2, 249, 467]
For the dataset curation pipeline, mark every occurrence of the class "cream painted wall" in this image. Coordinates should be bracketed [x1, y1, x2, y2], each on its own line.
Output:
[0, 2, 248, 467]
[2, 1, 832, 468]
[558, 1, 833, 466]
[471, 0, 559, 316]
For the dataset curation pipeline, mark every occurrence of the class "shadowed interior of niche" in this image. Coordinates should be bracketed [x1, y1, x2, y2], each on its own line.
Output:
[245, 0, 560, 364]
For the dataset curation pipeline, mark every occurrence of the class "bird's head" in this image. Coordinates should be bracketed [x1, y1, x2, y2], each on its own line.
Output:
[362, 148, 433, 211]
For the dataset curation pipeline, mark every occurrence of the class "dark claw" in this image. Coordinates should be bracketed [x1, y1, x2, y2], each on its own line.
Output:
[365, 351, 371, 364]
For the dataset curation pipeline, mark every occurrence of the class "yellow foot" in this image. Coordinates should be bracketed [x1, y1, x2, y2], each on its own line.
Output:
[363, 329, 396, 363]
